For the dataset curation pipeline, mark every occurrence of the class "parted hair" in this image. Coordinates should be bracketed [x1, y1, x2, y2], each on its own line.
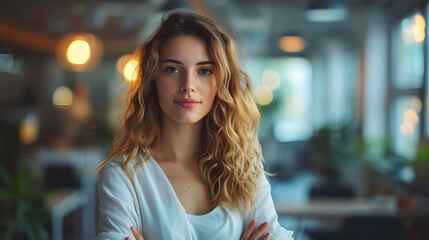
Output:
[96, 10, 264, 215]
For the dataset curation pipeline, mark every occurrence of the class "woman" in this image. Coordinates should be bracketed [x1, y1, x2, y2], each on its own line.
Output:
[96, 11, 294, 240]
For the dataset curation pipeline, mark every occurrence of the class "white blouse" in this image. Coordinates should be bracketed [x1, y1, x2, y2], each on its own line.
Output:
[96, 157, 294, 240]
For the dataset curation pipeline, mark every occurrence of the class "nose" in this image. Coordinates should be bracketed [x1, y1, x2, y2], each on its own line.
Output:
[180, 71, 196, 92]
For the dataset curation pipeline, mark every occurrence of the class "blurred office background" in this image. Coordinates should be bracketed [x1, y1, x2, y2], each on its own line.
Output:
[1, 0, 429, 239]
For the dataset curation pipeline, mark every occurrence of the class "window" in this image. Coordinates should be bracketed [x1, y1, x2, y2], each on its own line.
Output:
[390, 11, 425, 160]
[245, 57, 313, 142]
[391, 96, 422, 159]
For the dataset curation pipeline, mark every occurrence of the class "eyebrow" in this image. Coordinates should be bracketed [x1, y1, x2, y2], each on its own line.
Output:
[161, 59, 214, 65]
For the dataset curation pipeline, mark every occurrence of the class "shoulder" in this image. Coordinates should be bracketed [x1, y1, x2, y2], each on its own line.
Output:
[98, 161, 143, 203]
[98, 156, 151, 184]
[98, 162, 130, 188]
[260, 174, 271, 188]
[253, 172, 270, 190]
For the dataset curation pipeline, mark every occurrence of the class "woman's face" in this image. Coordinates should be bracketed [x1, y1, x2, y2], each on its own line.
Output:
[156, 34, 217, 124]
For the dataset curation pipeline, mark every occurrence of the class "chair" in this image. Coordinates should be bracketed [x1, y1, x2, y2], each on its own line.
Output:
[340, 215, 405, 240]
[305, 182, 355, 240]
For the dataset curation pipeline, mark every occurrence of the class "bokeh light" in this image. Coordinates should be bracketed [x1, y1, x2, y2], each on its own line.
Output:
[403, 109, 419, 124]
[415, 14, 425, 28]
[255, 86, 273, 106]
[124, 58, 139, 81]
[400, 121, 414, 135]
[56, 33, 103, 72]
[66, 40, 91, 64]
[116, 54, 131, 74]
[53, 86, 73, 107]
[19, 113, 39, 145]
[413, 14, 425, 42]
[261, 69, 281, 90]
[410, 97, 422, 113]
[413, 25, 425, 42]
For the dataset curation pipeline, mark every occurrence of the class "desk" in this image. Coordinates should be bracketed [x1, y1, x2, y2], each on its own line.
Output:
[275, 198, 397, 219]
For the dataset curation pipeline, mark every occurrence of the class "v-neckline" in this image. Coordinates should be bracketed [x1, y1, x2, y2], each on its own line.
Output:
[148, 157, 221, 217]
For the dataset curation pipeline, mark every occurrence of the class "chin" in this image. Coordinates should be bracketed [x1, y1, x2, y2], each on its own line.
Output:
[162, 110, 208, 125]
[174, 118, 203, 124]
[171, 114, 206, 124]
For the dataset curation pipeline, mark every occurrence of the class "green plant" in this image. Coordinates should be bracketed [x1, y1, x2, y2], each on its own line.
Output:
[349, 136, 390, 166]
[310, 124, 357, 179]
[309, 123, 389, 180]
[410, 141, 429, 192]
[0, 162, 52, 240]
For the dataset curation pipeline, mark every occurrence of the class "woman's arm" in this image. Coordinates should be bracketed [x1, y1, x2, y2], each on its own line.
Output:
[243, 175, 294, 240]
[96, 164, 142, 240]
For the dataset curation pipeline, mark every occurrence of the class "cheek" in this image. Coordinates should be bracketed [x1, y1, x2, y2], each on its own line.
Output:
[206, 81, 217, 104]
[156, 79, 176, 98]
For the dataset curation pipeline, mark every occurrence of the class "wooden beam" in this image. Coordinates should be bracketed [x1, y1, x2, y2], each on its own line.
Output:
[0, 19, 58, 54]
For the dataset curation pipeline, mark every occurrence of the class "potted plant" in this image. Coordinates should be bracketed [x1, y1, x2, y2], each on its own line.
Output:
[0, 162, 51, 240]
[309, 124, 360, 180]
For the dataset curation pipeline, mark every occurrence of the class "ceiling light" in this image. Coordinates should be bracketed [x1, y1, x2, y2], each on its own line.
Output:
[56, 33, 103, 72]
[304, 0, 349, 22]
[279, 35, 306, 52]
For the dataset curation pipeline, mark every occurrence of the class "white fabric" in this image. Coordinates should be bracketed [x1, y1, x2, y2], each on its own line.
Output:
[96, 157, 293, 240]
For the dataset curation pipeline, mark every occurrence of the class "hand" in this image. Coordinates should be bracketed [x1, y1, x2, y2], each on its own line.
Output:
[241, 220, 271, 240]
[125, 226, 144, 240]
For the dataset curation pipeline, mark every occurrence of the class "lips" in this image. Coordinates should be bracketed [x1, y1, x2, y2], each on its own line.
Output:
[174, 98, 201, 108]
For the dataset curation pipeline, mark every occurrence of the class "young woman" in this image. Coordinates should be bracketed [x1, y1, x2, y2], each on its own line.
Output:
[96, 11, 294, 240]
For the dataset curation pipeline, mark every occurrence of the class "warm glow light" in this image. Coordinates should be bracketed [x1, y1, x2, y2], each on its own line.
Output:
[404, 109, 419, 124]
[410, 97, 422, 113]
[279, 36, 306, 52]
[413, 25, 425, 42]
[56, 33, 103, 72]
[261, 69, 281, 90]
[413, 14, 426, 42]
[53, 86, 73, 107]
[19, 113, 39, 145]
[124, 59, 139, 81]
[415, 14, 426, 28]
[400, 121, 415, 135]
[66, 40, 91, 64]
[255, 86, 273, 106]
[116, 54, 131, 74]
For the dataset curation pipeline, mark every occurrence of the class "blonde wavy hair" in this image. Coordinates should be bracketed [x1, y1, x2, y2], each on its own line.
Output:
[96, 11, 264, 215]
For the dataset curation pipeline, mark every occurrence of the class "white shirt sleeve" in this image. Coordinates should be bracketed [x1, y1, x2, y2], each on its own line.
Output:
[243, 175, 294, 240]
[96, 164, 142, 240]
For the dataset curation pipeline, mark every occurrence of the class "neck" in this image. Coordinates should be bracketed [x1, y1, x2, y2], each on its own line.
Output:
[153, 113, 204, 164]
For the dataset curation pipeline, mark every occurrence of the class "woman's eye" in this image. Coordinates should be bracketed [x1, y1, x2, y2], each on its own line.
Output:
[166, 67, 179, 73]
[200, 68, 212, 75]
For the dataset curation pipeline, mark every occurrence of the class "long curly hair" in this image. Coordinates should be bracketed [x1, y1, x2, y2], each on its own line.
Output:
[96, 11, 264, 215]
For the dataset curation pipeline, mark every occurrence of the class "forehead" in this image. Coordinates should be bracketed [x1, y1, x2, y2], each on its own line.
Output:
[159, 34, 211, 62]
